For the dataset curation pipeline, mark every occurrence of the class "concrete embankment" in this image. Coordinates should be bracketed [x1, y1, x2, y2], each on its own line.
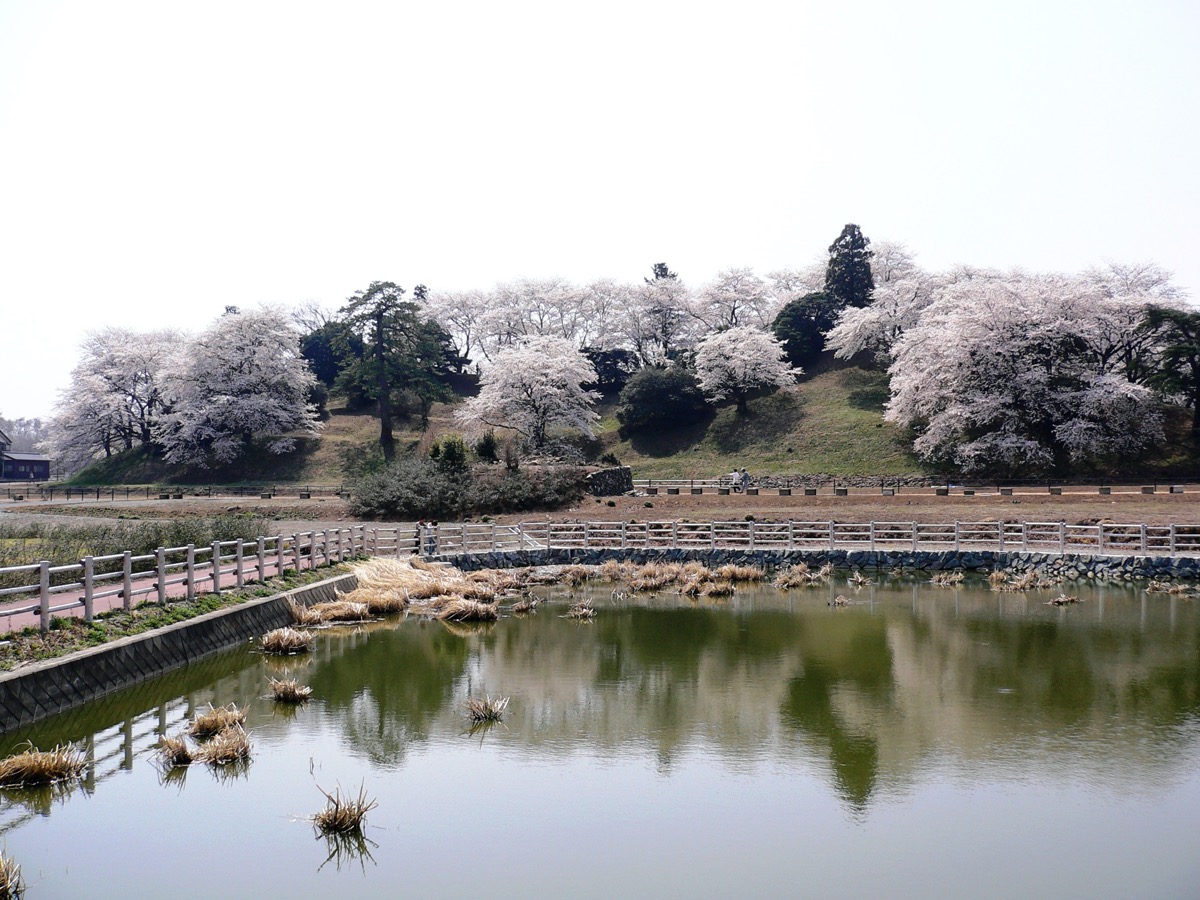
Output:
[0, 572, 356, 733]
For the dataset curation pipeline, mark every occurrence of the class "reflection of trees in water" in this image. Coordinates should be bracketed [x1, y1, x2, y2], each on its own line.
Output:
[304, 623, 470, 766]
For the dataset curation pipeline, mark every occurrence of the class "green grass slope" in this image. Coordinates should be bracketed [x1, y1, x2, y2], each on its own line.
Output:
[598, 368, 927, 478]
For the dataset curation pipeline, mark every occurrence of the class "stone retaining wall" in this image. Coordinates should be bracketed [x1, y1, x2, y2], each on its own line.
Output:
[437, 547, 1200, 581]
[0, 572, 357, 733]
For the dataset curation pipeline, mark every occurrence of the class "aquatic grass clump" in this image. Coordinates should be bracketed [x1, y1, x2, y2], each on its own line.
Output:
[511, 596, 539, 614]
[465, 695, 510, 723]
[288, 600, 325, 626]
[436, 599, 499, 622]
[773, 565, 811, 589]
[269, 677, 313, 703]
[189, 703, 246, 739]
[0, 849, 23, 900]
[313, 783, 378, 835]
[714, 564, 765, 582]
[261, 626, 316, 655]
[0, 743, 86, 788]
[559, 565, 594, 587]
[156, 734, 194, 768]
[567, 599, 596, 619]
[308, 600, 369, 623]
[195, 725, 252, 765]
[699, 580, 735, 598]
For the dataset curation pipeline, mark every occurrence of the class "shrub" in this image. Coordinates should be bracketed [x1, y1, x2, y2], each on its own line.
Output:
[464, 468, 586, 513]
[474, 430, 500, 464]
[350, 458, 469, 519]
[616, 363, 709, 436]
[429, 434, 470, 472]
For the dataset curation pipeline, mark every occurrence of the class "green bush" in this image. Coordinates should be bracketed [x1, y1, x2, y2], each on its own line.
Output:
[474, 430, 500, 464]
[430, 433, 470, 472]
[616, 363, 709, 436]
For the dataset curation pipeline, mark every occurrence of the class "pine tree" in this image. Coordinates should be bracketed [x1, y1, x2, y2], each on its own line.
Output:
[825, 224, 875, 308]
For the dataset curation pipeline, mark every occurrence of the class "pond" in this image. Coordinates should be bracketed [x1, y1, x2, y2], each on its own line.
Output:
[2, 575, 1199, 898]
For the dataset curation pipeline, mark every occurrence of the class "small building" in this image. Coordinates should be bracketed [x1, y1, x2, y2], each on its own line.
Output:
[0, 427, 52, 481]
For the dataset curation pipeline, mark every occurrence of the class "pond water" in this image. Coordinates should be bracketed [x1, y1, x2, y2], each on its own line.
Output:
[2, 575, 1200, 899]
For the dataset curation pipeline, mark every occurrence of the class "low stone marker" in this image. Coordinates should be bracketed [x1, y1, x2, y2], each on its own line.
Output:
[647, 487, 658, 495]
[963, 490, 975, 496]
[718, 488, 730, 496]
[1099, 487, 1111, 495]
[1141, 486, 1155, 494]
[804, 488, 817, 496]
[778, 488, 791, 496]
[666, 488, 679, 495]
[159, 493, 170, 500]
[1049, 487, 1063, 495]
[881, 488, 894, 496]
[746, 488, 759, 496]
[260, 492, 272, 500]
[299, 492, 311, 499]
[1170, 485, 1185, 494]
[690, 488, 703, 495]
[935, 488, 949, 496]
[1000, 488, 1013, 496]
[834, 487, 848, 497]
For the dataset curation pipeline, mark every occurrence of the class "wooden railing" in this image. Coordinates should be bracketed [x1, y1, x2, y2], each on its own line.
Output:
[423, 519, 1200, 559]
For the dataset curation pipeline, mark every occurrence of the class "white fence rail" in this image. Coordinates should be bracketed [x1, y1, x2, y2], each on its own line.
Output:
[423, 519, 1200, 560]
[0, 525, 391, 632]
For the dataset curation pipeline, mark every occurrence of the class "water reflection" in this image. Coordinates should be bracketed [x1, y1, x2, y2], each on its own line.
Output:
[1, 577, 1198, 828]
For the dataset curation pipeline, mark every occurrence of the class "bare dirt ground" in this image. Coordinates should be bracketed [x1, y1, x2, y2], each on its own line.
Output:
[2, 485, 1197, 529]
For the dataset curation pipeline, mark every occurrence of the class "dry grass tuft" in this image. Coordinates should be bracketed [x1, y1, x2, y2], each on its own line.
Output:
[288, 599, 325, 626]
[308, 600, 370, 623]
[261, 626, 316, 655]
[560, 565, 594, 587]
[930, 571, 966, 587]
[773, 565, 810, 589]
[511, 595, 539, 614]
[596, 560, 632, 582]
[830, 594, 850, 607]
[195, 725, 252, 765]
[270, 678, 313, 704]
[465, 695, 510, 723]
[435, 599, 499, 622]
[700, 580, 735, 597]
[156, 734, 194, 768]
[0, 849, 22, 900]
[189, 703, 247, 739]
[567, 599, 596, 619]
[714, 564, 764, 582]
[313, 783, 378, 834]
[0, 743, 86, 788]
[1047, 594, 1082, 606]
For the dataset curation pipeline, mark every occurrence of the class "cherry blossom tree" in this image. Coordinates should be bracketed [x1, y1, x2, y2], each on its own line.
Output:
[693, 326, 798, 415]
[155, 309, 320, 466]
[884, 274, 1162, 474]
[455, 336, 599, 447]
[691, 267, 777, 331]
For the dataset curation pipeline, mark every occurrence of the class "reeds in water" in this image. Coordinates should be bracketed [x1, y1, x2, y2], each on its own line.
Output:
[567, 599, 596, 619]
[269, 678, 313, 704]
[260, 626, 316, 655]
[313, 783, 378, 835]
[0, 849, 23, 900]
[465, 695, 510, 723]
[773, 565, 811, 589]
[435, 599, 499, 622]
[0, 743, 86, 788]
[156, 734, 194, 768]
[511, 595, 539, 614]
[930, 571, 966, 586]
[307, 600, 370, 623]
[189, 703, 246, 739]
[194, 725, 252, 765]
[1047, 594, 1081, 606]
[830, 594, 850, 607]
[559, 565, 593, 587]
[714, 564, 765, 582]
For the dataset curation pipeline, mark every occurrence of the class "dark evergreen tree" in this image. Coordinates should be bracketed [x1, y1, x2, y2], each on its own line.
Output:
[1143, 305, 1200, 435]
[646, 262, 678, 283]
[616, 362, 709, 436]
[771, 291, 841, 369]
[825, 224, 874, 309]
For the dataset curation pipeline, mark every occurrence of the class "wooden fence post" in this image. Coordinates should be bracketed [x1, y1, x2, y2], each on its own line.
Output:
[869, 521, 876, 551]
[954, 521, 961, 552]
[828, 522, 835, 551]
[156, 548, 167, 604]
[39, 560, 50, 632]
[236, 539, 245, 587]
[293, 533, 303, 573]
[257, 537, 266, 580]
[1140, 524, 1147, 555]
[186, 544, 196, 599]
[748, 520, 755, 550]
[122, 551, 132, 611]
[276, 535, 284, 577]
[82, 556, 94, 622]
[911, 522, 918, 552]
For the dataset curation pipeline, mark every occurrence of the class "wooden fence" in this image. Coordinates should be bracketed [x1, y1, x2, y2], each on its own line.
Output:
[0, 525, 403, 632]
[423, 519, 1200, 558]
[631, 479, 1195, 496]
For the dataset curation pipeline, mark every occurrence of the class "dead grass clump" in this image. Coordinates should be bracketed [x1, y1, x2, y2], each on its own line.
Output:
[987, 570, 1008, 586]
[596, 560, 632, 582]
[270, 678, 314, 704]
[773, 565, 810, 589]
[0, 743, 86, 788]
[567, 600, 596, 619]
[195, 725, 252, 765]
[288, 599, 325, 626]
[436, 599, 499, 622]
[156, 734, 194, 768]
[0, 849, 23, 900]
[700, 580, 735, 597]
[714, 564, 764, 582]
[313, 783, 378, 835]
[1048, 594, 1081, 606]
[560, 565, 593, 587]
[189, 703, 247, 739]
[308, 600, 370, 623]
[465, 695, 510, 723]
[930, 571, 966, 586]
[261, 626, 316, 655]
[830, 594, 850, 607]
[511, 596, 539, 614]
[337, 586, 409, 614]
[848, 570, 873, 586]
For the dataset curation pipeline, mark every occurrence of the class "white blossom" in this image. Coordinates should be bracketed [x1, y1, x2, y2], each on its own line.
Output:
[693, 326, 798, 414]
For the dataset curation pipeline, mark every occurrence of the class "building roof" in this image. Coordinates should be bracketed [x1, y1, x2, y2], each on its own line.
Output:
[1, 451, 51, 462]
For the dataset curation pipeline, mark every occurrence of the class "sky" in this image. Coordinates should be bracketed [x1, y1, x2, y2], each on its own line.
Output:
[1, 0, 1197, 419]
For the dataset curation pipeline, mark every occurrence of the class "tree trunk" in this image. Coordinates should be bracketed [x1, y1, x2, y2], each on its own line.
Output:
[736, 395, 748, 416]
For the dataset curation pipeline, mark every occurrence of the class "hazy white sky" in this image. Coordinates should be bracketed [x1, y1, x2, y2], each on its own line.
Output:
[1, 0, 1197, 419]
